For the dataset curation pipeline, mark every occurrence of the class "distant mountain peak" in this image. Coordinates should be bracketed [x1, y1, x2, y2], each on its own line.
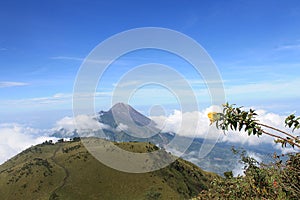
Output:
[110, 102, 130, 110]
[53, 103, 164, 142]
[100, 102, 160, 139]
[108, 102, 153, 127]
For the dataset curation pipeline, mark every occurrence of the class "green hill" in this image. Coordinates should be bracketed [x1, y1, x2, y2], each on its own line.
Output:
[0, 138, 217, 200]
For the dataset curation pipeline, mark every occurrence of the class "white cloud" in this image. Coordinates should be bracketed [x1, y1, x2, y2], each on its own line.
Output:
[151, 105, 222, 139]
[0, 81, 29, 88]
[0, 114, 111, 164]
[0, 123, 58, 164]
[116, 123, 128, 132]
[54, 115, 110, 134]
[232, 151, 263, 177]
[274, 143, 298, 154]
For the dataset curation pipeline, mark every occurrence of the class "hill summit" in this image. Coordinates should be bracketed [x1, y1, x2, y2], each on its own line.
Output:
[0, 138, 217, 199]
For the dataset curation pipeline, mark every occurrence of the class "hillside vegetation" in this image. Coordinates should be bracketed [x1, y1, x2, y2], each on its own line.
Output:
[0, 138, 216, 200]
[195, 103, 300, 199]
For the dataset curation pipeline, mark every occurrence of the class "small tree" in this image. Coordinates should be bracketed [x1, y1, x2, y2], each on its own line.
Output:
[57, 139, 64, 143]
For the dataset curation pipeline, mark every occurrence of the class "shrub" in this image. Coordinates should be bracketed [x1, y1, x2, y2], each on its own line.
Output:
[197, 103, 300, 199]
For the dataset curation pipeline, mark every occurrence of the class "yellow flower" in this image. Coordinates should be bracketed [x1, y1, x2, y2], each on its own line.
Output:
[207, 112, 218, 124]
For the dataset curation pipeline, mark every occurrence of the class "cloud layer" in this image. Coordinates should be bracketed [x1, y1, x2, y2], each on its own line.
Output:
[53, 115, 110, 137]
[0, 123, 58, 164]
[0, 107, 298, 165]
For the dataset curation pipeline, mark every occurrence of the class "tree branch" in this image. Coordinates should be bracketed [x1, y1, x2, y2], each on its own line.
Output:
[258, 122, 298, 140]
[261, 130, 300, 149]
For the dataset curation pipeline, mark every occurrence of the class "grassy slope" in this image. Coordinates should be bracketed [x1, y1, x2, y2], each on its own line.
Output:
[0, 139, 217, 200]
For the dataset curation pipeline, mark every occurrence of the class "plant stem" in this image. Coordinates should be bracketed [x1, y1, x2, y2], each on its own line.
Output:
[261, 130, 300, 149]
[258, 123, 298, 140]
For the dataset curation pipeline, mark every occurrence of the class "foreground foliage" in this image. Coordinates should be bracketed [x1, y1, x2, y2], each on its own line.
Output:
[196, 151, 300, 199]
[197, 103, 300, 199]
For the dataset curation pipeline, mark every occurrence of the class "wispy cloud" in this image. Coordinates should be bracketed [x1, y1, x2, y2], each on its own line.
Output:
[112, 80, 141, 88]
[0, 47, 7, 51]
[225, 78, 300, 98]
[189, 79, 227, 86]
[0, 93, 72, 110]
[0, 81, 29, 88]
[50, 56, 112, 64]
[51, 56, 84, 61]
[275, 41, 300, 51]
[0, 92, 112, 110]
[112, 78, 226, 90]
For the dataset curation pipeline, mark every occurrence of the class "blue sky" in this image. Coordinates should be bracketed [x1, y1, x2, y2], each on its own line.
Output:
[1, 0, 300, 127]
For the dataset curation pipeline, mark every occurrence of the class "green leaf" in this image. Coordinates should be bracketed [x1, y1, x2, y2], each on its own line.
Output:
[248, 128, 253, 135]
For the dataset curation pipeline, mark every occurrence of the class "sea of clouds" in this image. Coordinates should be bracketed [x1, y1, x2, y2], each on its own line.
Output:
[0, 106, 298, 165]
